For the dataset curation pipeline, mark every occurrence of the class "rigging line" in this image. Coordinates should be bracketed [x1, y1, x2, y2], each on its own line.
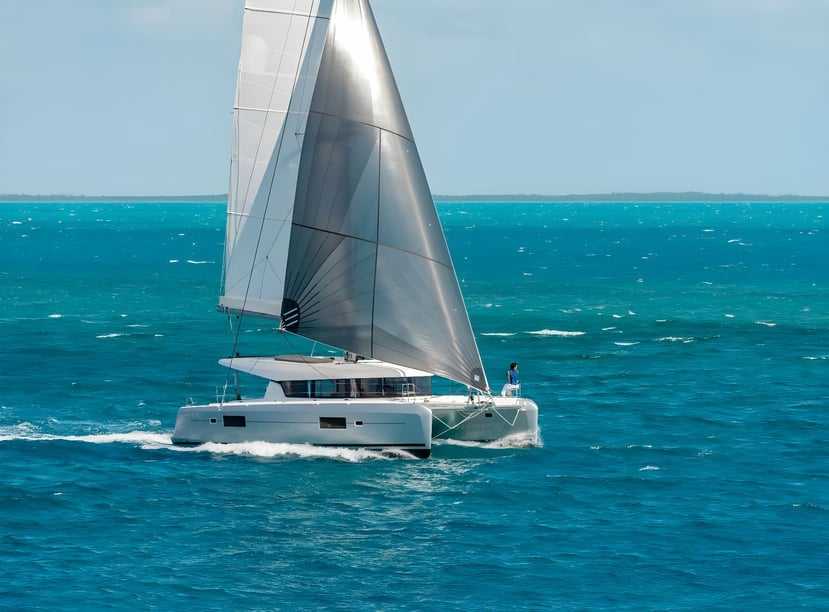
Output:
[277, 329, 358, 385]
[370, 128, 382, 354]
[223, 4, 323, 396]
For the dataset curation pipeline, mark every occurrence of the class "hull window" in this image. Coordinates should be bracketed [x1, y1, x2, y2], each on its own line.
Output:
[223, 415, 247, 427]
[319, 417, 347, 429]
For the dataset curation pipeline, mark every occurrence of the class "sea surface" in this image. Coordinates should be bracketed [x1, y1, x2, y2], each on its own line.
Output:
[2, 200, 827, 610]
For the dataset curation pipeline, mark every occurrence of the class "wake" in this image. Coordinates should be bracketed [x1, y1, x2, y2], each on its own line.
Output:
[0, 425, 417, 462]
[2, 423, 542, 460]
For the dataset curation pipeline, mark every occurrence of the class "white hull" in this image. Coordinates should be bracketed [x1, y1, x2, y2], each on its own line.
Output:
[172, 394, 538, 458]
[173, 399, 433, 458]
[429, 395, 539, 442]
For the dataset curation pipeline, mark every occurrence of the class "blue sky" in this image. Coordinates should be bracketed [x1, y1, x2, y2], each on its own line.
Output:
[1, 0, 827, 196]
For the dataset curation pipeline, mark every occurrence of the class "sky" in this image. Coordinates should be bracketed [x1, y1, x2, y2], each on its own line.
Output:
[1, 0, 827, 197]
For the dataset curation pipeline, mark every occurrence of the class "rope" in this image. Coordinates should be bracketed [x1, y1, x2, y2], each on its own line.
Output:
[431, 396, 524, 438]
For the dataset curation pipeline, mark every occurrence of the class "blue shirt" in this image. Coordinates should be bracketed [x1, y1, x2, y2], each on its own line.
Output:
[508, 368, 520, 385]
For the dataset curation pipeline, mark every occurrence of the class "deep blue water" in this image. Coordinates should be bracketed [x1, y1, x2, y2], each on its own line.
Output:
[2, 201, 828, 609]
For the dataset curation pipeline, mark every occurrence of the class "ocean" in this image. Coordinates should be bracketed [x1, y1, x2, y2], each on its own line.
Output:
[2, 200, 827, 610]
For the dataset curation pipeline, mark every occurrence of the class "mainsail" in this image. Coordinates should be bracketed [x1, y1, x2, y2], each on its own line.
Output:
[221, 0, 488, 392]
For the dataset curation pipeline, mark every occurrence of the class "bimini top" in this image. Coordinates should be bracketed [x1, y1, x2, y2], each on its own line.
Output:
[219, 355, 433, 382]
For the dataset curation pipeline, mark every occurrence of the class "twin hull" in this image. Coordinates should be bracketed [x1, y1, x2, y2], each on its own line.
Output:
[172, 396, 539, 459]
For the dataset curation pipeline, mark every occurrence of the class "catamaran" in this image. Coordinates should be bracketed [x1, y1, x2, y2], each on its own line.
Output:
[172, 0, 539, 457]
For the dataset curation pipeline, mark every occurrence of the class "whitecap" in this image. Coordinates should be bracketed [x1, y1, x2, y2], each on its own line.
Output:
[527, 329, 586, 337]
[656, 336, 694, 343]
[614, 341, 640, 346]
[755, 321, 777, 327]
[48, 314, 63, 319]
[96, 333, 125, 339]
[169, 259, 180, 263]
[639, 465, 661, 471]
[481, 332, 516, 337]
[186, 260, 210, 265]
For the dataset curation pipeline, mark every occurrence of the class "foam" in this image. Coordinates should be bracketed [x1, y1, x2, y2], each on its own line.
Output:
[168, 441, 396, 462]
[527, 329, 586, 337]
[0, 427, 408, 461]
[434, 430, 542, 450]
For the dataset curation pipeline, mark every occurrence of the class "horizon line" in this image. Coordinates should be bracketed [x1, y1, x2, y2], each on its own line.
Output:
[2, 191, 828, 203]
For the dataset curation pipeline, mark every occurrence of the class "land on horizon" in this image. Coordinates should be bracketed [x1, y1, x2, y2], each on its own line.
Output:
[2, 192, 828, 203]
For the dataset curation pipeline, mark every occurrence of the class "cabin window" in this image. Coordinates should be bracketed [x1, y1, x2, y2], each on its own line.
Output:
[223, 415, 246, 427]
[319, 417, 347, 429]
[279, 376, 432, 398]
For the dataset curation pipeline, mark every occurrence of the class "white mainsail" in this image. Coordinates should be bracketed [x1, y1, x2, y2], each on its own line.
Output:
[220, 0, 488, 392]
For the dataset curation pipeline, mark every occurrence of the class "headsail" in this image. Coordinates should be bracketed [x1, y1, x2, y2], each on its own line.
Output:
[219, 0, 333, 318]
[281, 0, 488, 392]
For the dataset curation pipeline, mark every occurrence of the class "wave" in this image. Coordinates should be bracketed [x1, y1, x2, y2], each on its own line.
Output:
[614, 341, 640, 346]
[755, 321, 777, 327]
[434, 430, 542, 450]
[481, 332, 517, 337]
[527, 329, 586, 337]
[0, 428, 420, 462]
[96, 332, 164, 339]
[0, 428, 170, 447]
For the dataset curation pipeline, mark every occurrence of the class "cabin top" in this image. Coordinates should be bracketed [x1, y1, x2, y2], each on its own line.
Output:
[219, 355, 433, 382]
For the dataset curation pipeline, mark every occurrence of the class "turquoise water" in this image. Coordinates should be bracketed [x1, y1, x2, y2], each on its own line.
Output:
[2, 201, 828, 609]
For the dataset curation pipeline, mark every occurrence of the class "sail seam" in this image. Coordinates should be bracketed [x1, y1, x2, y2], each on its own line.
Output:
[308, 110, 414, 144]
[290, 222, 454, 270]
[246, 8, 331, 20]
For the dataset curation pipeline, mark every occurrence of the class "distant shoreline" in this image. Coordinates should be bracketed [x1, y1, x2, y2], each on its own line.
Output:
[2, 192, 827, 203]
